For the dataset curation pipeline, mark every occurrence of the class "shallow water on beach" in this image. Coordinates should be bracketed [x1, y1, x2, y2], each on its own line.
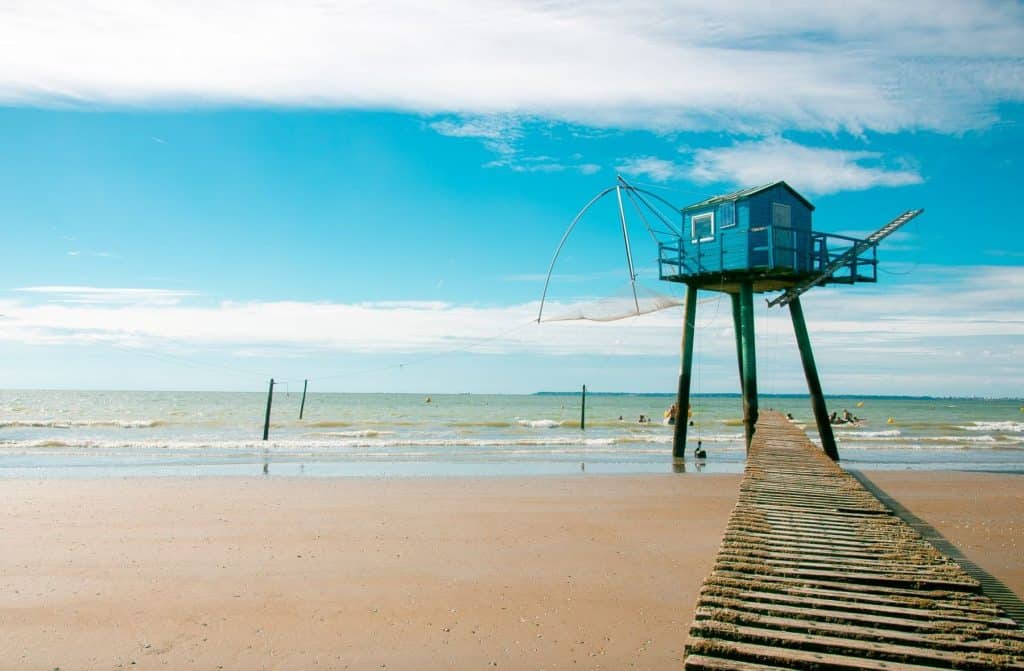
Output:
[0, 390, 1021, 477]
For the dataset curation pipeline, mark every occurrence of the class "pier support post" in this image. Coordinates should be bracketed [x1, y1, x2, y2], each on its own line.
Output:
[299, 379, 308, 420]
[263, 378, 274, 441]
[731, 293, 745, 390]
[789, 296, 839, 461]
[739, 282, 758, 452]
[672, 284, 697, 459]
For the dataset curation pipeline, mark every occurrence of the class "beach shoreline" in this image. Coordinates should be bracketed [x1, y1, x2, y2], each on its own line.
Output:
[1, 471, 1020, 669]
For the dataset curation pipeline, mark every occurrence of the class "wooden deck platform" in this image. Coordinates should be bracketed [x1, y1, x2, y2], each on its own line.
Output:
[684, 411, 1024, 670]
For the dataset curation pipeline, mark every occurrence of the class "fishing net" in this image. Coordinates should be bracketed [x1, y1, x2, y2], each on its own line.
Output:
[541, 282, 684, 322]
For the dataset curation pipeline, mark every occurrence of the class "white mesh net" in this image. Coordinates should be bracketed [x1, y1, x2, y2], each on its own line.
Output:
[541, 282, 684, 322]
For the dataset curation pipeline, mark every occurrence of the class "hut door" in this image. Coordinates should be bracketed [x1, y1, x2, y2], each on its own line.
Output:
[772, 203, 795, 269]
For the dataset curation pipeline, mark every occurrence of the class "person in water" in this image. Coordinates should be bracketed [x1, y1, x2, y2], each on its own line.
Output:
[665, 403, 679, 425]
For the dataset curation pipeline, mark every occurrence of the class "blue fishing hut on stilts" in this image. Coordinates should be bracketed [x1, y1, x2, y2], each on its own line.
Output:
[659, 181, 922, 461]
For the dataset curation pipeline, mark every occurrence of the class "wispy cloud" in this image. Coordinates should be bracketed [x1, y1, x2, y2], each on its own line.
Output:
[2, 1, 1021, 135]
[616, 157, 683, 182]
[432, 116, 601, 173]
[618, 137, 923, 195]
[14, 286, 197, 306]
[1, 270, 1021, 394]
[430, 116, 522, 158]
[689, 138, 924, 194]
[66, 250, 120, 259]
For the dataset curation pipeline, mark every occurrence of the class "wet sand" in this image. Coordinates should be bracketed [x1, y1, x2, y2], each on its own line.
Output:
[1, 471, 1021, 669]
[856, 470, 1024, 598]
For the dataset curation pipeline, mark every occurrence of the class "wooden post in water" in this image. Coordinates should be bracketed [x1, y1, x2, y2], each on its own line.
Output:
[299, 379, 308, 420]
[262, 378, 275, 441]
[789, 296, 839, 461]
[738, 281, 758, 452]
[672, 284, 698, 459]
[580, 384, 586, 430]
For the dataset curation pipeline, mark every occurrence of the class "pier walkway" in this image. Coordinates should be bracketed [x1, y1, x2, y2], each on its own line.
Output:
[684, 411, 1024, 670]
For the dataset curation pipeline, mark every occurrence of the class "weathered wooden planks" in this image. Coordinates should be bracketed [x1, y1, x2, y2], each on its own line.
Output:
[683, 411, 1023, 670]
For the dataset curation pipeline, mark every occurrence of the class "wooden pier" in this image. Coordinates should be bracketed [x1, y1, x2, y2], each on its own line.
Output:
[684, 411, 1024, 670]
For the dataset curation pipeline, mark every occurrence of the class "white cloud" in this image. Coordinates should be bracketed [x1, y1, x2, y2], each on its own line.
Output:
[1, 1, 1021, 134]
[689, 138, 924, 194]
[1, 268, 1021, 394]
[616, 156, 683, 182]
[430, 116, 521, 158]
[618, 137, 923, 194]
[2, 267, 1022, 351]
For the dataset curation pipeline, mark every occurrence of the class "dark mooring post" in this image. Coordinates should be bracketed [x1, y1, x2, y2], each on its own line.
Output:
[262, 378, 275, 441]
[738, 281, 758, 452]
[789, 296, 839, 461]
[299, 379, 308, 420]
[672, 284, 698, 459]
[580, 384, 586, 430]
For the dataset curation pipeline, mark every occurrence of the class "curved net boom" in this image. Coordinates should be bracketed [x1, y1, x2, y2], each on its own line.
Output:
[537, 176, 682, 323]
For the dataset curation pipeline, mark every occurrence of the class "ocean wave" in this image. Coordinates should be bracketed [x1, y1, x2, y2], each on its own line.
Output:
[837, 433, 1016, 446]
[0, 433, 740, 452]
[833, 429, 902, 438]
[447, 421, 513, 428]
[957, 421, 1024, 433]
[516, 419, 563, 429]
[308, 430, 394, 438]
[837, 439, 1021, 451]
[0, 419, 164, 429]
[306, 420, 353, 428]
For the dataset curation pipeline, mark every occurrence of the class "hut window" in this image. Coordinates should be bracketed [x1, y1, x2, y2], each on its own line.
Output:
[691, 212, 715, 242]
[772, 202, 791, 229]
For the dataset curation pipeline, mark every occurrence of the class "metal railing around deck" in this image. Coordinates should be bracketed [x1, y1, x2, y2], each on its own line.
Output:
[659, 225, 878, 284]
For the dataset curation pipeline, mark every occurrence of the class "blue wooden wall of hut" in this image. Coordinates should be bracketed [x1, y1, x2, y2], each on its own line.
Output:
[678, 181, 815, 275]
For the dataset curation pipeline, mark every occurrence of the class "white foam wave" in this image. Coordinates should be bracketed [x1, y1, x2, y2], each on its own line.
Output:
[0, 431, 749, 453]
[516, 419, 563, 429]
[957, 421, 1024, 433]
[833, 429, 901, 438]
[309, 430, 394, 438]
[0, 419, 163, 429]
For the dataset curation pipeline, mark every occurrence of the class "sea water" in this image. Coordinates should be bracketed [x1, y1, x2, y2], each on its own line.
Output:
[0, 390, 1021, 477]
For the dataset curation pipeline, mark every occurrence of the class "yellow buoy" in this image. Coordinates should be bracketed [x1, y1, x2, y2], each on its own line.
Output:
[887, 417, 895, 424]
[856, 401, 864, 408]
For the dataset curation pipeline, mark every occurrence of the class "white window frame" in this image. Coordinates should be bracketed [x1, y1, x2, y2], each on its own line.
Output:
[719, 203, 737, 229]
[691, 212, 715, 243]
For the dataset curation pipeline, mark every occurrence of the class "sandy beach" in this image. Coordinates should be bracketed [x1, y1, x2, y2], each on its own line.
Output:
[1, 471, 1021, 670]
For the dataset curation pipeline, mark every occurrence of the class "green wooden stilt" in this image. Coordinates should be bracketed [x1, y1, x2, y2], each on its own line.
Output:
[739, 282, 758, 452]
[731, 292, 745, 391]
[672, 284, 697, 459]
[789, 296, 839, 461]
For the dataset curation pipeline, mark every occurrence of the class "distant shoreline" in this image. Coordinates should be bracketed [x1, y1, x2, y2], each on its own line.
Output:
[0, 388, 1019, 401]
[533, 391, 1022, 401]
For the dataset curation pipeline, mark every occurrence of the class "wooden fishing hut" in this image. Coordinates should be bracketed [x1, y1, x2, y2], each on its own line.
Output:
[659, 181, 922, 461]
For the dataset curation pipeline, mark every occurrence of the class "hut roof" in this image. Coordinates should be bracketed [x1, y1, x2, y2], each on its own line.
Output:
[682, 181, 815, 213]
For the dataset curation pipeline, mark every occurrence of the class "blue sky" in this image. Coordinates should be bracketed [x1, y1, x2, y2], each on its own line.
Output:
[0, 1, 1022, 396]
